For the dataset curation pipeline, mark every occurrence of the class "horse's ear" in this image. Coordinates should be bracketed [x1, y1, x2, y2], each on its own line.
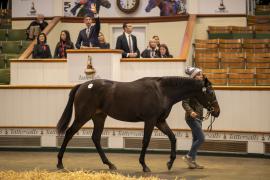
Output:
[204, 75, 212, 87]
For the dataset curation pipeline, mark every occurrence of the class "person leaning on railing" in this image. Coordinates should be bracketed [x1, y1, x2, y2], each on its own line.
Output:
[98, 32, 110, 49]
[157, 44, 173, 58]
[141, 39, 159, 58]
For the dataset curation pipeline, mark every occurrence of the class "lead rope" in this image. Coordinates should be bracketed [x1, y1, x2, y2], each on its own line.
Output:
[198, 110, 216, 132]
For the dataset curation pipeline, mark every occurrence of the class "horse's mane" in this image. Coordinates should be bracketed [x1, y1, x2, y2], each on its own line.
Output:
[159, 76, 202, 89]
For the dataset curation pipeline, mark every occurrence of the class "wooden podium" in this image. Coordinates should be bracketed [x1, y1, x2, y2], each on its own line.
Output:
[66, 49, 122, 83]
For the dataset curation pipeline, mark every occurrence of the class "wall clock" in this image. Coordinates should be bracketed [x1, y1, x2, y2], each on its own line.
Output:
[117, 0, 140, 14]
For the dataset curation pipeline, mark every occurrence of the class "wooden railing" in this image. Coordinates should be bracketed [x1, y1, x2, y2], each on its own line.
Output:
[18, 16, 62, 60]
[179, 14, 197, 59]
[121, 58, 185, 62]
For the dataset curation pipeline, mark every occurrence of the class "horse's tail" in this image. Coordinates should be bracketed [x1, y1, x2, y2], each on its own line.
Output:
[57, 84, 81, 135]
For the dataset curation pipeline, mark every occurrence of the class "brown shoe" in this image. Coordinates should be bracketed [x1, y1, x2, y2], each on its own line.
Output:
[182, 155, 196, 169]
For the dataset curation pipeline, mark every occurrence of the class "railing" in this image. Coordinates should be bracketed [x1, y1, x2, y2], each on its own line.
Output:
[18, 16, 62, 60]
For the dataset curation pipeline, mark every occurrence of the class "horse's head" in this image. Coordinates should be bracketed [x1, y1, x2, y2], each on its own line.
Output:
[195, 76, 220, 118]
[145, 0, 161, 12]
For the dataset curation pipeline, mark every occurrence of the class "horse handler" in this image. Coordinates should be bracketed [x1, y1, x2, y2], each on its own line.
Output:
[182, 66, 205, 169]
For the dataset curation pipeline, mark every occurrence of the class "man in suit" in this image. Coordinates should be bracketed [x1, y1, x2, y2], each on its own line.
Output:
[141, 39, 159, 58]
[75, 4, 100, 49]
[116, 23, 140, 58]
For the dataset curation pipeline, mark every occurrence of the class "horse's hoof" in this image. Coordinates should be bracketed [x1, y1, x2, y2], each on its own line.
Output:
[167, 161, 173, 170]
[109, 164, 117, 170]
[143, 166, 151, 173]
[57, 163, 64, 170]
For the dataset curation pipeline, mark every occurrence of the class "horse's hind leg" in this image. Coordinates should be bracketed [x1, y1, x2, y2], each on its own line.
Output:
[92, 113, 117, 170]
[156, 121, 176, 170]
[139, 121, 155, 172]
[57, 117, 89, 169]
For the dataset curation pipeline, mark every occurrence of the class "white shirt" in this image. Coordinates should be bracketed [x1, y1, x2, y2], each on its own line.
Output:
[125, 32, 133, 55]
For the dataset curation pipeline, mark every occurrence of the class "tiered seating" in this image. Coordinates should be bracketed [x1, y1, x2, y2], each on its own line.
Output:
[0, 10, 31, 84]
[256, 68, 270, 85]
[231, 26, 253, 39]
[254, 25, 270, 39]
[208, 26, 232, 39]
[219, 39, 242, 53]
[204, 68, 270, 86]
[208, 25, 270, 39]
[247, 15, 270, 26]
[246, 52, 270, 68]
[228, 69, 255, 86]
[255, 5, 270, 16]
[220, 53, 245, 69]
[193, 39, 270, 86]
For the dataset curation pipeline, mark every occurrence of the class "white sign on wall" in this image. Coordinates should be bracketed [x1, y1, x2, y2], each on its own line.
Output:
[12, 0, 54, 17]
[197, 0, 246, 14]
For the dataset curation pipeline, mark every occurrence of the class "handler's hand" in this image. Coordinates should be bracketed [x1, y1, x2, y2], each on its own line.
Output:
[190, 111, 198, 119]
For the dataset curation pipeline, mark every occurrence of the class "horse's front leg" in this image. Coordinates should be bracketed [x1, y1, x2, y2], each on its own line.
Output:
[156, 121, 176, 170]
[139, 121, 155, 172]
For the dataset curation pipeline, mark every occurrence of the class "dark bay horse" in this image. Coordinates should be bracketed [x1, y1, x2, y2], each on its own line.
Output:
[57, 76, 220, 172]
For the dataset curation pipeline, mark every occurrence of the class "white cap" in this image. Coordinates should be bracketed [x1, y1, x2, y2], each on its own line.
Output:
[185, 66, 202, 78]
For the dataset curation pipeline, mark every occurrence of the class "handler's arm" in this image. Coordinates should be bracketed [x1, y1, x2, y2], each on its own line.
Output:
[182, 99, 194, 115]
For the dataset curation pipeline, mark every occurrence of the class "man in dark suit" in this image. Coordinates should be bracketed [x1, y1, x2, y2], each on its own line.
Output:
[116, 23, 140, 58]
[75, 4, 100, 49]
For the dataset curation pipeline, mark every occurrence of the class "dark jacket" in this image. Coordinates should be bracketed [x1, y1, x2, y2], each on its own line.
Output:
[115, 33, 140, 58]
[32, 44, 52, 59]
[54, 41, 74, 58]
[75, 17, 100, 49]
[157, 54, 173, 58]
[141, 48, 159, 58]
[182, 98, 203, 120]
[99, 42, 110, 49]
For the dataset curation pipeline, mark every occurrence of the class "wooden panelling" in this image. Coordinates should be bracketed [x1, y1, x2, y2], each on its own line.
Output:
[0, 136, 41, 147]
[200, 140, 248, 153]
[264, 143, 270, 154]
[61, 15, 189, 23]
[57, 136, 108, 148]
[124, 138, 170, 150]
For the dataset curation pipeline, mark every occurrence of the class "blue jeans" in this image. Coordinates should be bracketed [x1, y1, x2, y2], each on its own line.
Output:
[186, 117, 205, 160]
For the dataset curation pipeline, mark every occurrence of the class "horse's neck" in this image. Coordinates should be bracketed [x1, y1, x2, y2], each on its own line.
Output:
[161, 78, 201, 105]
[167, 88, 199, 105]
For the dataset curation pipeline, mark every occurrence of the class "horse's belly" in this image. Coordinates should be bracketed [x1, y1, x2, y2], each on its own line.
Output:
[106, 111, 144, 123]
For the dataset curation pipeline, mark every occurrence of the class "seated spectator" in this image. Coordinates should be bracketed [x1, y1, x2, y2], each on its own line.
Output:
[32, 33, 52, 59]
[98, 32, 110, 49]
[157, 44, 173, 58]
[153, 35, 160, 48]
[27, 14, 48, 40]
[141, 39, 159, 58]
[54, 30, 74, 58]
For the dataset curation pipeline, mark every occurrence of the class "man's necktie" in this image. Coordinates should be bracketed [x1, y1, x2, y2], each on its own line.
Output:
[128, 35, 133, 53]
[86, 28, 90, 38]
